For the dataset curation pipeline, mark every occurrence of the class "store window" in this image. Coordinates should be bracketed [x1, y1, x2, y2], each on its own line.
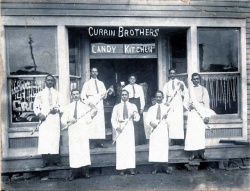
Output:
[170, 31, 188, 86]
[198, 28, 239, 115]
[69, 30, 81, 91]
[6, 27, 58, 125]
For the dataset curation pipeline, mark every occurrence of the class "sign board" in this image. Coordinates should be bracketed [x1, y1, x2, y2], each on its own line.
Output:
[10, 78, 44, 123]
[91, 43, 156, 54]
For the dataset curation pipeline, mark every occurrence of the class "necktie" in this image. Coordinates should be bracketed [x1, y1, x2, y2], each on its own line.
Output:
[73, 101, 78, 119]
[123, 102, 128, 120]
[132, 85, 135, 98]
[156, 105, 161, 120]
[48, 88, 53, 107]
[95, 79, 99, 94]
[172, 80, 175, 91]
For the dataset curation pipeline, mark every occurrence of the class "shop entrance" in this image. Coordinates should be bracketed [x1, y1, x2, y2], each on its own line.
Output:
[90, 58, 158, 140]
[90, 58, 158, 108]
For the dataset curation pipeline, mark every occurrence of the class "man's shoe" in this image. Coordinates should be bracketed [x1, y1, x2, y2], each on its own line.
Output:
[54, 163, 62, 167]
[84, 173, 90, 179]
[165, 167, 173, 175]
[98, 143, 107, 148]
[119, 171, 124, 176]
[129, 169, 136, 175]
[69, 175, 75, 181]
[189, 154, 196, 161]
[151, 170, 158, 175]
[40, 163, 48, 168]
[200, 154, 207, 160]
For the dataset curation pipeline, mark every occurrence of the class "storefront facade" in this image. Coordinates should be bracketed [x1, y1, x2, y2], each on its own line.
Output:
[1, 0, 250, 172]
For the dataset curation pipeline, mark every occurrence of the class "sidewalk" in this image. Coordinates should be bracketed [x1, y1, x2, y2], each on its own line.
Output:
[2, 168, 250, 190]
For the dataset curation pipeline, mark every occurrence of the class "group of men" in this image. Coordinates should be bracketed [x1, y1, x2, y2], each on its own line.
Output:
[33, 67, 215, 181]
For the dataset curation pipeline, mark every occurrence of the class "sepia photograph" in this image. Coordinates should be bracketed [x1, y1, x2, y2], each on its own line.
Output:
[1, 0, 250, 190]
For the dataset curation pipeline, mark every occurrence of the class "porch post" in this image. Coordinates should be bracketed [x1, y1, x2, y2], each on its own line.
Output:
[240, 27, 247, 140]
[80, 34, 90, 89]
[187, 26, 198, 87]
[57, 26, 70, 104]
[157, 34, 168, 90]
[1, 26, 9, 158]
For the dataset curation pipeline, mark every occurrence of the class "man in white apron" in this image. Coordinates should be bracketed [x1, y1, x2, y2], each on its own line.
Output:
[33, 75, 63, 168]
[81, 67, 107, 149]
[185, 73, 216, 160]
[162, 68, 188, 146]
[147, 91, 172, 175]
[61, 89, 98, 181]
[123, 74, 146, 146]
[111, 90, 140, 175]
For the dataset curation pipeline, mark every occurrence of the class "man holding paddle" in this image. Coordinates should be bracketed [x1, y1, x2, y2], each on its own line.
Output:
[146, 91, 172, 175]
[33, 74, 63, 168]
[185, 73, 216, 161]
[162, 68, 188, 146]
[111, 89, 140, 175]
[61, 89, 97, 181]
[81, 67, 108, 149]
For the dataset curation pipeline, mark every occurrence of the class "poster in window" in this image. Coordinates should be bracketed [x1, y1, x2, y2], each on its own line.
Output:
[11, 78, 45, 123]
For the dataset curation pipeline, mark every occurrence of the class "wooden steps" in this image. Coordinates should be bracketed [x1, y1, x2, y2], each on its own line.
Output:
[2, 144, 250, 174]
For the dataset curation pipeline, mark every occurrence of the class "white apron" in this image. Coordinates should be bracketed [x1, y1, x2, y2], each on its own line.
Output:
[147, 104, 169, 162]
[68, 120, 91, 168]
[185, 85, 216, 151]
[87, 95, 105, 139]
[162, 79, 187, 139]
[81, 78, 106, 139]
[111, 102, 139, 170]
[34, 87, 62, 155]
[61, 101, 92, 168]
[38, 114, 61, 154]
[184, 110, 206, 151]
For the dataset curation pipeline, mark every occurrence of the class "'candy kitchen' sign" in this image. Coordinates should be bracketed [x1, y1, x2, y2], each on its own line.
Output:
[91, 43, 156, 54]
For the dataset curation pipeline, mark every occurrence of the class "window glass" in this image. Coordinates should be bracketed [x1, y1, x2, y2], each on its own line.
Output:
[11, 77, 45, 123]
[198, 28, 239, 72]
[170, 32, 187, 74]
[6, 27, 57, 75]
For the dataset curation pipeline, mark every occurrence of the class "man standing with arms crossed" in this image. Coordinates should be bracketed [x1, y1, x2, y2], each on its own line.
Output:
[34, 74, 63, 168]
[162, 68, 188, 146]
[81, 67, 107, 149]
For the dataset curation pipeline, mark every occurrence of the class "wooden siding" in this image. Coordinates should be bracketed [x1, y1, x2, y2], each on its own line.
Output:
[1, 1, 250, 18]
[247, 18, 250, 140]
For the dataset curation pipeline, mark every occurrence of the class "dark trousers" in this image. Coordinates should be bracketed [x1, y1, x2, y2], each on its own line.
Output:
[42, 154, 60, 165]
[153, 162, 168, 171]
[129, 98, 146, 146]
[71, 166, 89, 177]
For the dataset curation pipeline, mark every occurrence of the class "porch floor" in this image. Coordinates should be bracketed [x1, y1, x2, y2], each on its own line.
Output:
[2, 143, 250, 174]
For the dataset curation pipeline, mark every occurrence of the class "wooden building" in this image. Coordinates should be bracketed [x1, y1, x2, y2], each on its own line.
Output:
[1, 0, 250, 173]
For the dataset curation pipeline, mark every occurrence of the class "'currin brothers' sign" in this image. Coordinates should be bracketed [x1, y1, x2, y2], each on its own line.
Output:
[88, 27, 159, 38]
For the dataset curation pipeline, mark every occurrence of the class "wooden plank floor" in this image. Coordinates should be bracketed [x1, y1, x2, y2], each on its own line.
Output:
[2, 143, 250, 173]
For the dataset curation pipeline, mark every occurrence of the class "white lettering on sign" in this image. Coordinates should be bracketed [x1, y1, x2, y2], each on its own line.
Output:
[124, 45, 153, 54]
[91, 45, 117, 53]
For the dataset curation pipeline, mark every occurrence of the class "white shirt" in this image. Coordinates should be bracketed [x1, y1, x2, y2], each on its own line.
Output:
[123, 84, 145, 109]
